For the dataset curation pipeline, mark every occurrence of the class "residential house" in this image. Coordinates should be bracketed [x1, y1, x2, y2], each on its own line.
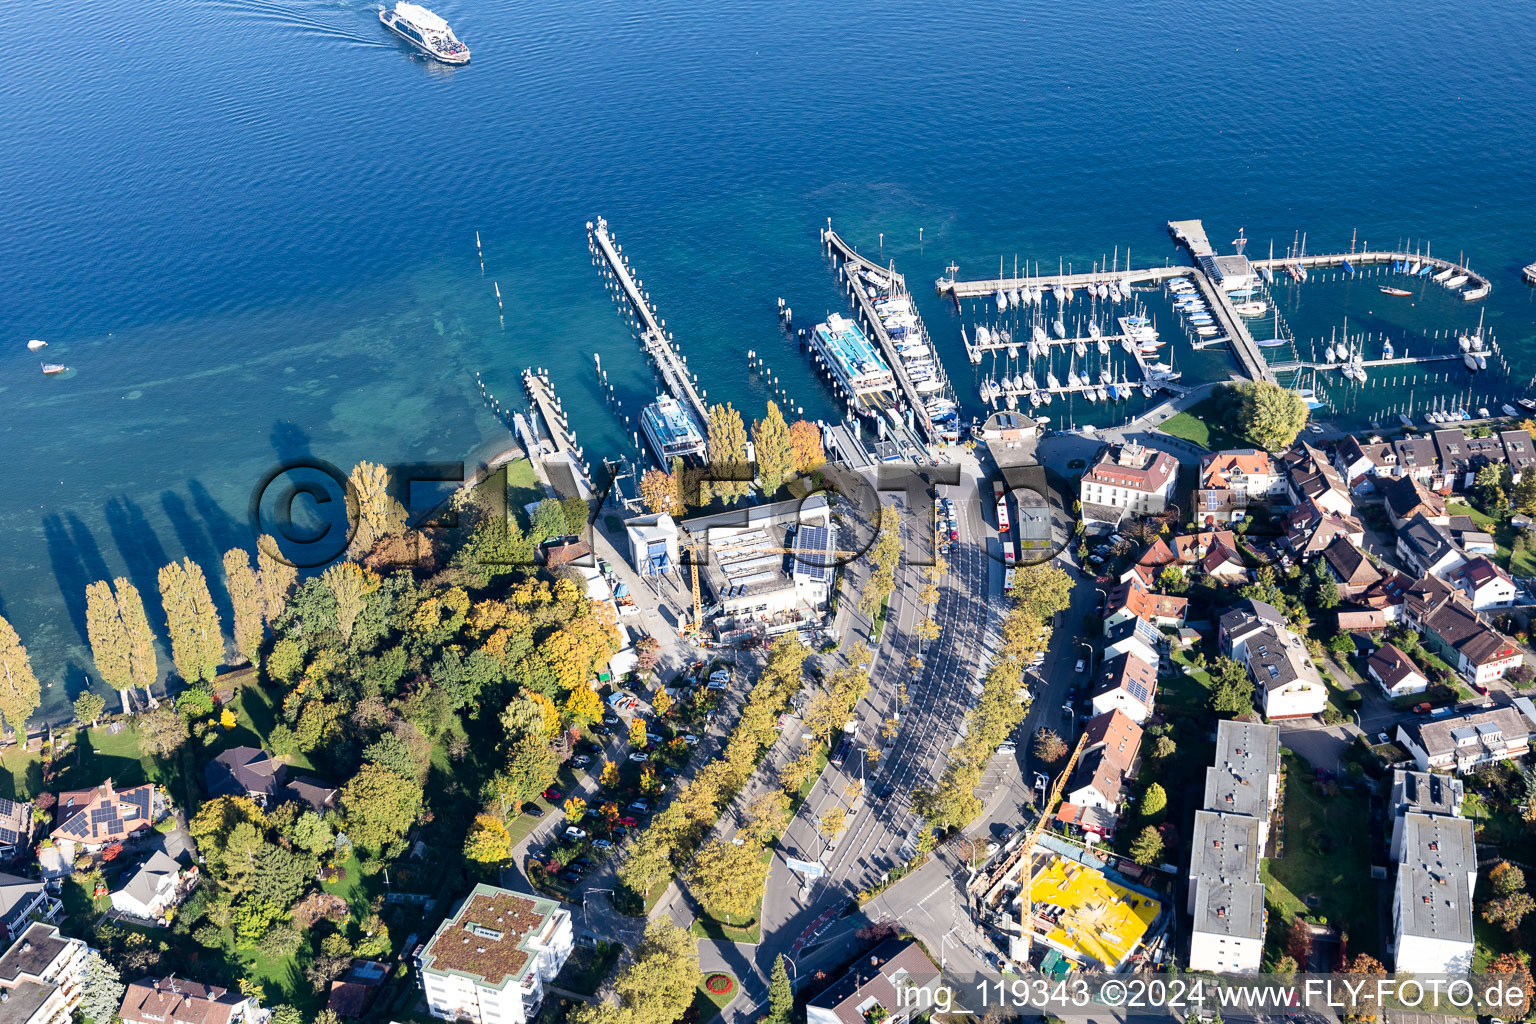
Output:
[1395, 704, 1535, 774]
[0, 800, 32, 862]
[119, 977, 259, 1024]
[1242, 625, 1328, 720]
[1285, 499, 1364, 560]
[805, 939, 939, 1024]
[1392, 811, 1476, 975]
[1123, 537, 1176, 589]
[1367, 644, 1429, 699]
[328, 960, 390, 1019]
[1382, 475, 1449, 530]
[1396, 514, 1467, 580]
[1103, 579, 1188, 630]
[1187, 721, 1281, 974]
[283, 776, 339, 813]
[1217, 598, 1287, 659]
[1079, 442, 1179, 524]
[1336, 609, 1388, 632]
[1392, 435, 1449, 490]
[1388, 770, 1463, 861]
[1418, 597, 1522, 686]
[1500, 428, 1536, 482]
[0, 923, 90, 1024]
[1195, 449, 1284, 524]
[1063, 710, 1143, 817]
[1089, 652, 1158, 725]
[0, 876, 60, 944]
[1171, 530, 1240, 566]
[1448, 557, 1516, 612]
[52, 780, 163, 854]
[418, 884, 573, 1024]
[1320, 536, 1382, 598]
[1102, 616, 1162, 671]
[1334, 437, 1396, 493]
[1434, 428, 1507, 490]
[109, 851, 186, 922]
[1353, 570, 1415, 625]
[1280, 442, 1353, 517]
[204, 747, 285, 806]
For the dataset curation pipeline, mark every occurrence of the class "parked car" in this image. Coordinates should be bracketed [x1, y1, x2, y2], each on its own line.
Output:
[682, 734, 700, 746]
[560, 870, 583, 884]
[619, 816, 639, 828]
[564, 827, 588, 841]
[1075, 659, 1087, 673]
[543, 787, 563, 801]
[628, 799, 651, 813]
[1377, 732, 1390, 743]
[1413, 702, 1432, 713]
[577, 933, 599, 947]
[592, 839, 614, 851]
[524, 805, 544, 818]
[571, 755, 590, 770]
[628, 752, 649, 763]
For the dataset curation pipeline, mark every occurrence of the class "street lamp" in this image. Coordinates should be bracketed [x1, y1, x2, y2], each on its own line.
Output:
[941, 926, 961, 971]
[779, 953, 799, 982]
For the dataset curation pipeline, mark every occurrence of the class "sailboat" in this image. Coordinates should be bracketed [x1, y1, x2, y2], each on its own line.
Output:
[1097, 338, 1110, 355]
[1032, 324, 1048, 346]
[1074, 340, 1086, 357]
[1088, 320, 1102, 340]
[1054, 319, 1068, 339]
[26, 339, 46, 352]
[1022, 371, 1038, 391]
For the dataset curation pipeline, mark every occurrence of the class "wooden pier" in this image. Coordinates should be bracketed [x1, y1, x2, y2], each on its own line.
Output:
[1249, 250, 1491, 301]
[821, 227, 958, 444]
[519, 368, 593, 497]
[587, 217, 710, 425]
[937, 263, 1188, 299]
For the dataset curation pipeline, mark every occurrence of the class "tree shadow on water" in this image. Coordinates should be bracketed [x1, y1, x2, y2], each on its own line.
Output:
[42, 513, 114, 644]
[104, 496, 171, 632]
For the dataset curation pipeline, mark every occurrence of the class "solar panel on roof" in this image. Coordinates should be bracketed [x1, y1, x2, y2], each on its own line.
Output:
[0, 829, 18, 845]
[1126, 680, 1151, 704]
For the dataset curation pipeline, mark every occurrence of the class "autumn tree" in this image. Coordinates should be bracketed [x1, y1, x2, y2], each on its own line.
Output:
[85, 580, 134, 713]
[1488, 953, 1533, 1018]
[222, 548, 264, 665]
[322, 562, 379, 644]
[687, 838, 768, 919]
[740, 790, 790, 846]
[256, 534, 298, 623]
[158, 558, 223, 684]
[1482, 890, 1535, 932]
[347, 461, 408, 559]
[463, 814, 512, 865]
[703, 402, 752, 505]
[563, 796, 587, 824]
[1487, 860, 1526, 898]
[752, 400, 796, 496]
[818, 807, 847, 841]
[569, 919, 698, 1024]
[1033, 728, 1067, 764]
[137, 704, 187, 758]
[1230, 381, 1308, 452]
[0, 617, 40, 737]
[640, 468, 684, 516]
[787, 419, 825, 475]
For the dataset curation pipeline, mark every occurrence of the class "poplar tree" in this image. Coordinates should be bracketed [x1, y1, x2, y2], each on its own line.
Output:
[116, 580, 159, 703]
[85, 580, 133, 713]
[751, 400, 796, 496]
[347, 461, 408, 559]
[323, 562, 378, 644]
[704, 402, 751, 505]
[158, 558, 223, 684]
[0, 616, 40, 738]
[256, 534, 298, 624]
[223, 548, 264, 666]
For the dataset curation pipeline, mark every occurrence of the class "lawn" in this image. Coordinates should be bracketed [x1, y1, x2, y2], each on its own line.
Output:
[1161, 648, 1215, 713]
[1448, 500, 1536, 577]
[505, 458, 544, 515]
[1260, 753, 1381, 957]
[0, 746, 44, 800]
[204, 681, 315, 772]
[1157, 398, 1243, 452]
[694, 971, 738, 1023]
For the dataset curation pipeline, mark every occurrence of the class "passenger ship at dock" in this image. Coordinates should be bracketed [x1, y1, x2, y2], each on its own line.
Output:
[640, 395, 707, 467]
[378, 2, 469, 64]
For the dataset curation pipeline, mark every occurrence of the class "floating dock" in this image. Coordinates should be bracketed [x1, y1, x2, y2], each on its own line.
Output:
[1249, 249, 1491, 301]
[587, 217, 710, 425]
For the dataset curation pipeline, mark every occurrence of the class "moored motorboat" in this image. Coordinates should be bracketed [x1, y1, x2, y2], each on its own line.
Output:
[27, 339, 46, 351]
[1379, 286, 1412, 296]
[41, 363, 68, 375]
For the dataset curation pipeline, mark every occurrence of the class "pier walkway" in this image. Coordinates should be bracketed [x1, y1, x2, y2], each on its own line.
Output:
[821, 228, 957, 446]
[587, 217, 709, 424]
[1249, 250, 1491, 301]
[937, 264, 1187, 299]
[519, 368, 593, 498]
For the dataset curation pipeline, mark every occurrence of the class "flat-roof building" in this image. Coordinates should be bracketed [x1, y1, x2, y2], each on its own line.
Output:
[1392, 812, 1476, 975]
[418, 884, 573, 1024]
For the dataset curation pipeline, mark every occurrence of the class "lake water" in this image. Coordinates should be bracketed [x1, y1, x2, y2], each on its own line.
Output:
[4, 0, 1536, 716]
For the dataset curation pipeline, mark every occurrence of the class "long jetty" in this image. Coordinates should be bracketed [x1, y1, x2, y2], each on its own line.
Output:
[1249, 251, 1490, 301]
[587, 217, 709, 425]
[821, 227, 957, 444]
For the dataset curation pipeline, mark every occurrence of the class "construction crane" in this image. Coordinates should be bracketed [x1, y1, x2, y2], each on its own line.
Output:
[1012, 730, 1088, 966]
[679, 543, 703, 639]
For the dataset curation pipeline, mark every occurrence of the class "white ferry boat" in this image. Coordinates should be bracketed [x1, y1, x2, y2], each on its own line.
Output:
[379, 2, 469, 64]
[640, 395, 706, 466]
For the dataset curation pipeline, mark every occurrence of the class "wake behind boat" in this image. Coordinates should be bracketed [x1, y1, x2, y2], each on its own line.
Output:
[379, 2, 469, 64]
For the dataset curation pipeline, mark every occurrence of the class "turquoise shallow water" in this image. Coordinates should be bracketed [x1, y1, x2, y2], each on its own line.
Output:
[3, 0, 1536, 715]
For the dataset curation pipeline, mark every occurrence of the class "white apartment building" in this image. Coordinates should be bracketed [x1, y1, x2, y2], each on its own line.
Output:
[1080, 442, 1178, 519]
[419, 884, 573, 1024]
[0, 923, 89, 1024]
